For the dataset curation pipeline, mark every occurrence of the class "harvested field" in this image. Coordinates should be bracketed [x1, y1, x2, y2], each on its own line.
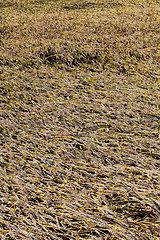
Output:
[0, 0, 160, 239]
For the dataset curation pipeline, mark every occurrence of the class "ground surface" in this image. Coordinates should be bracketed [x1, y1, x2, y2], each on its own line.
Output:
[0, 0, 160, 239]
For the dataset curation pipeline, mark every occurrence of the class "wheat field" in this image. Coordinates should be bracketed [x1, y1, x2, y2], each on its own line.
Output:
[0, 0, 160, 239]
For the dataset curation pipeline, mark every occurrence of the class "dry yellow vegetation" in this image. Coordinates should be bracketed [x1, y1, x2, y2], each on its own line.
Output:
[0, 0, 160, 239]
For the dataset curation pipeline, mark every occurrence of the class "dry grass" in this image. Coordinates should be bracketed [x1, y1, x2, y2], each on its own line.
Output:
[0, 0, 160, 239]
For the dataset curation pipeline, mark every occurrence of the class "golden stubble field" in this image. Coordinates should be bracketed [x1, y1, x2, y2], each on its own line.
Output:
[0, 0, 160, 239]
